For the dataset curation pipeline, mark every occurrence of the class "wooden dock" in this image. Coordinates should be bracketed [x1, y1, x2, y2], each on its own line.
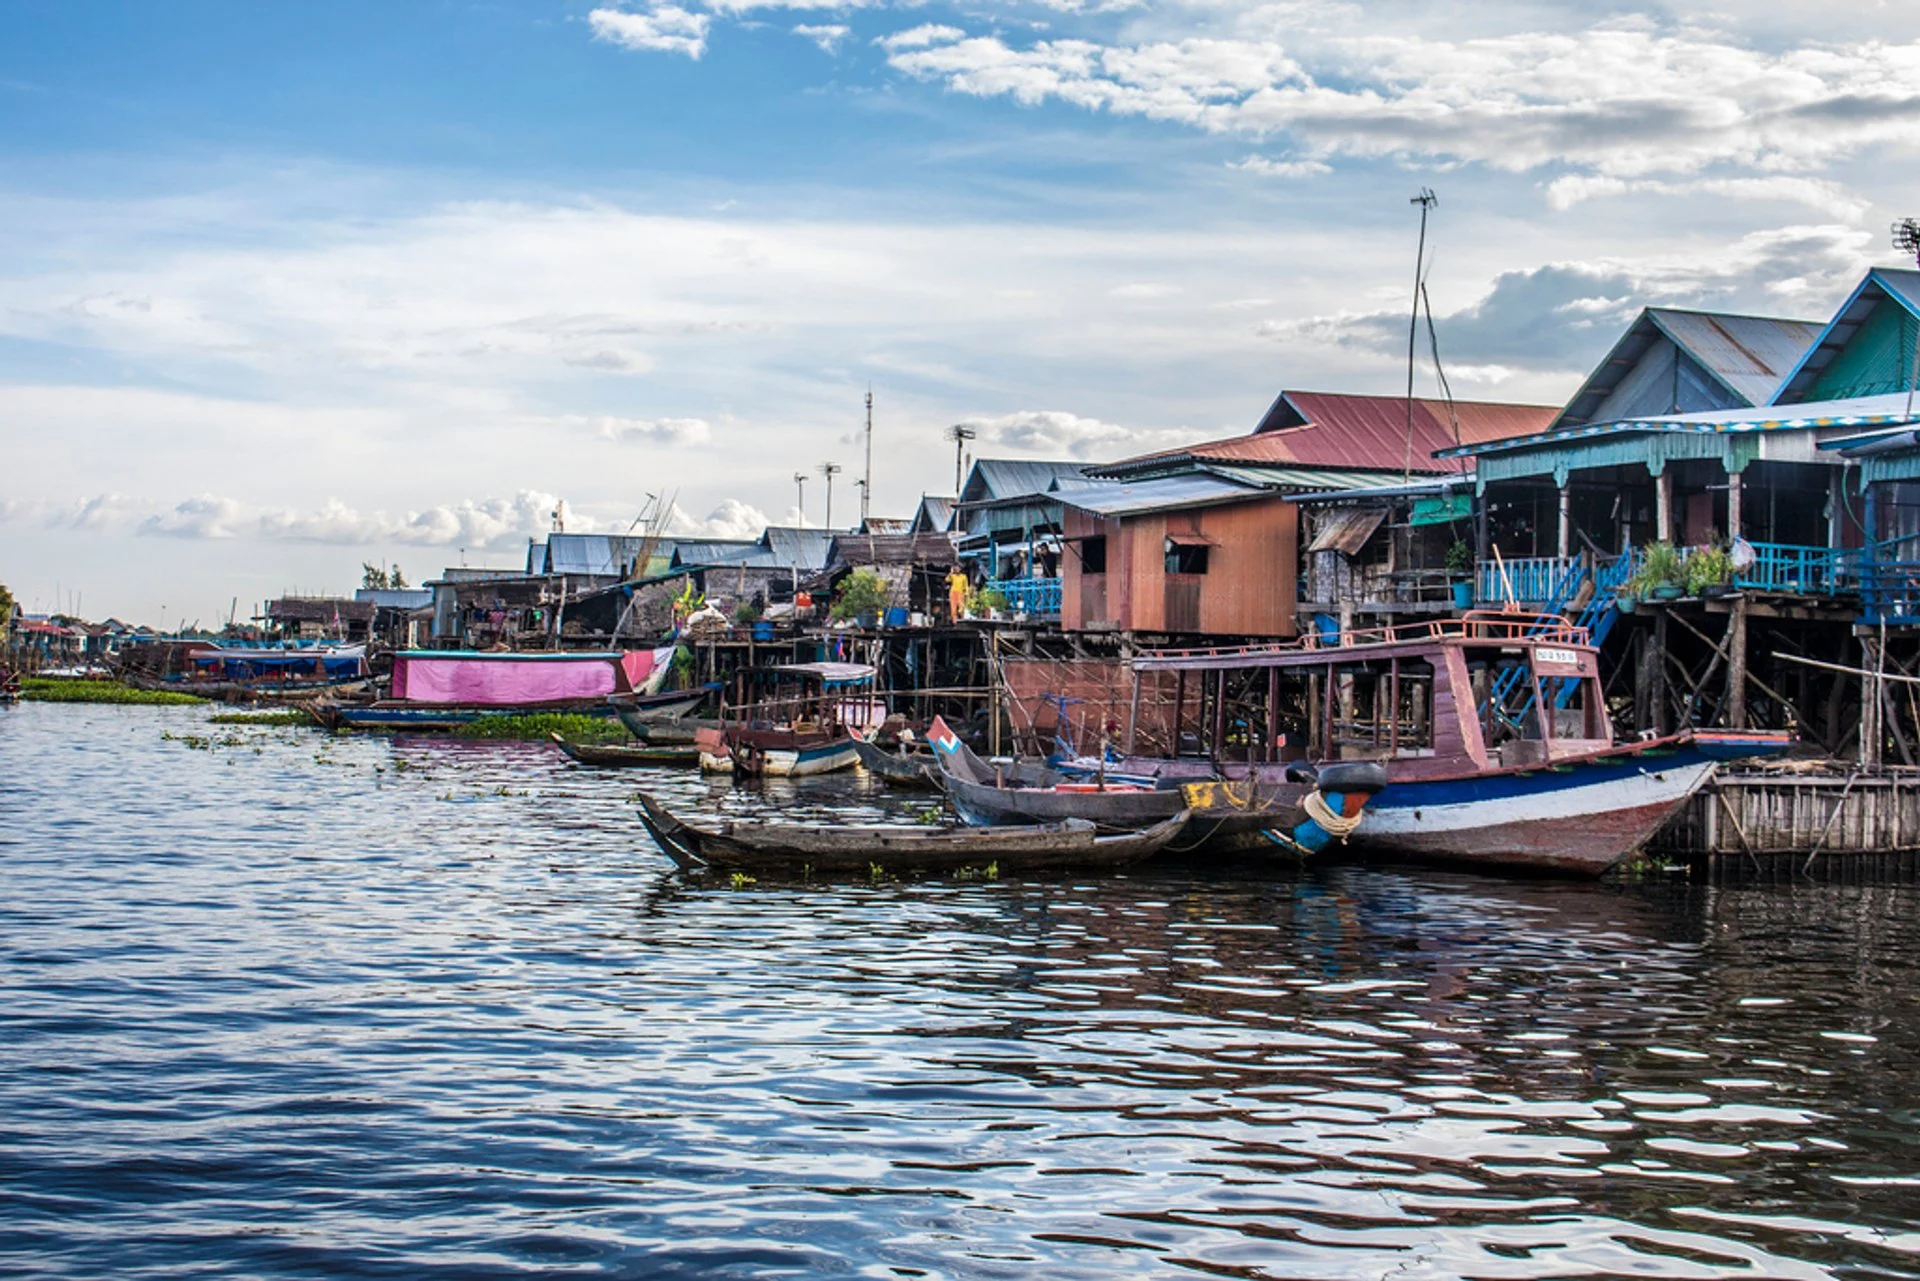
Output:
[1655, 768, 1920, 859]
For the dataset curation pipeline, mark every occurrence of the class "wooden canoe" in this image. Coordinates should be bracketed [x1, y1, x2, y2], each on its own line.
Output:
[611, 685, 721, 738]
[926, 715, 1186, 829]
[633, 790, 1190, 874]
[850, 736, 941, 788]
[550, 732, 701, 768]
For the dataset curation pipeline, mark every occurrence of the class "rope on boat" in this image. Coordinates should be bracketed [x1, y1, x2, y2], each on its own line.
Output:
[1303, 789, 1362, 843]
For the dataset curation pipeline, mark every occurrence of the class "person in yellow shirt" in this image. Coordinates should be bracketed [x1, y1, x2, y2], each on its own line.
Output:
[948, 569, 969, 622]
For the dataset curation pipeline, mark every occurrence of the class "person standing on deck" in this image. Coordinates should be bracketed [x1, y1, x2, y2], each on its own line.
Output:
[947, 569, 969, 622]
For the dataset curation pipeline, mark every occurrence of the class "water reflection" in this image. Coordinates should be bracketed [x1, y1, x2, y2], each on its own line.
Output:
[0, 702, 1916, 1279]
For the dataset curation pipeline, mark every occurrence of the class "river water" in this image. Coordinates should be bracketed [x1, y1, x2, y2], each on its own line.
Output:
[2, 702, 1918, 1279]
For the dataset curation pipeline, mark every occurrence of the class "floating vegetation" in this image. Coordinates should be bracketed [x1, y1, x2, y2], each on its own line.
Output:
[207, 710, 313, 726]
[21, 679, 204, 706]
[452, 713, 627, 744]
[728, 872, 758, 889]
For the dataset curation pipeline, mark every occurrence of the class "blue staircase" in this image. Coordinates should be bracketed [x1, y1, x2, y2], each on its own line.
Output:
[1480, 551, 1632, 723]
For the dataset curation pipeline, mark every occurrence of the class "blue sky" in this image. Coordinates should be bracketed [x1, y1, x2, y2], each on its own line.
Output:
[4, 0, 1919, 623]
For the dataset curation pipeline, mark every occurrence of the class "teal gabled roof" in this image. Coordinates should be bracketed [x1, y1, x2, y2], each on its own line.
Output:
[1773, 268, 1920, 404]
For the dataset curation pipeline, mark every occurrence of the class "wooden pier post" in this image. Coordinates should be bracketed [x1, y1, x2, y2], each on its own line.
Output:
[1727, 596, 1748, 729]
[1557, 482, 1571, 560]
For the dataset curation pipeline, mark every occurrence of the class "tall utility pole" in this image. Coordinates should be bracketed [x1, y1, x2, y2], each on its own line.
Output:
[793, 472, 808, 526]
[947, 424, 977, 493]
[820, 461, 842, 529]
[861, 388, 874, 525]
[1405, 188, 1437, 482]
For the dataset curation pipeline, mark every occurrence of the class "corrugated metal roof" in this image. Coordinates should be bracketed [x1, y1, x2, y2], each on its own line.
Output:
[1100, 392, 1556, 478]
[525, 541, 545, 575]
[353, 589, 435, 608]
[1306, 507, 1388, 556]
[759, 526, 839, 569]
[1057, 474, 1266, 517]
[1653, 310, 1821, 406]
[1200, 464, 1407, 491]
[1449, 390, 1920, 459]
[910, 496, 955, 533]
[859, 517, 909, 534]
[668, 539, 759, 567]
[827, 532, 959, 567]
[1777, 268, 1920, 403]
[1289, 476, 1468, 505]
[544, 533, 658, 578]
[958, 459, 1090, 504]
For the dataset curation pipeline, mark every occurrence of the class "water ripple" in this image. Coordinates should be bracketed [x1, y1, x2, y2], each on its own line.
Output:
[1, 702, 1917, 1278]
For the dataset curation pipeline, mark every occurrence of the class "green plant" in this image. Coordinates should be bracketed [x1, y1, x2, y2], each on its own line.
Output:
[1685, 544, 1735, 595]
[453, 712, 627, 743]
[830, 569, 892, 621]
[1628, 540, 1685, 597]
[1444, 539, 1473, 576]
[732, 598, 764, 625]
[21, 679, 204, 706]
[729, 872, 757, 889]
[966, 584, 1009, 616]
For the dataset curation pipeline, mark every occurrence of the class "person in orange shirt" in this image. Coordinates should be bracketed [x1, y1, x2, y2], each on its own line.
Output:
[947, 569, 968, 622]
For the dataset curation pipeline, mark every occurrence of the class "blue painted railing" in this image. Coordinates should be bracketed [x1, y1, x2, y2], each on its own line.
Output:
[1733, 542, 1855, 596]
[1860, 558, 1920, 625]
[997, 576, 1062, 617]
[1476, 556, 1580, 608]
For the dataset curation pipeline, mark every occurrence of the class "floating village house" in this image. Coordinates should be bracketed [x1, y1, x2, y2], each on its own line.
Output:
[950, 459, 1091, 619]
[1055, 392, 1558, 641]
[1396, 267, 1920, 751]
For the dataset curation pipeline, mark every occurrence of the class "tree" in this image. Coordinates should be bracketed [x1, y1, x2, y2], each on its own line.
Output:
[0, 581, 14, 634]
[389, 564, 408, 589]
[361, 562, 390, 590]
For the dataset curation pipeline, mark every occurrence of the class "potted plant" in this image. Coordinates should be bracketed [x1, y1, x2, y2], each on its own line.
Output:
[967, 584, 1009, 619]
[1628, 540, 1685, 601]
[1444, 539, 1474, 610]
[830, 569, 892, 628]
[1685, 543, 1735, 598]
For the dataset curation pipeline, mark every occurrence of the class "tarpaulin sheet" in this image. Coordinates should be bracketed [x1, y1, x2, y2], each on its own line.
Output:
[393, 655, 618, 705]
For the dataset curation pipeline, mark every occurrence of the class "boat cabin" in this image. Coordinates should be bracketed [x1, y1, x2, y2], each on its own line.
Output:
[1127, 612, 1613, 777]
[723, 661, 882, 734]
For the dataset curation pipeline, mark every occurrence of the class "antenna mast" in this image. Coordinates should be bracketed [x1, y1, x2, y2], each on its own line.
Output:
[819, 461, 843, 529]
[1405, 188, 1437, 482]
[1894, 219, 1920, 422]
[862, 388, 873, 524]
[947, 424, 977, 493]
[793, 472, 808, 527]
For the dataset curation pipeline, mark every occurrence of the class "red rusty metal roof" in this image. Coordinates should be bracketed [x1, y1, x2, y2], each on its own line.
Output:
[1100, 391, 1558, 478]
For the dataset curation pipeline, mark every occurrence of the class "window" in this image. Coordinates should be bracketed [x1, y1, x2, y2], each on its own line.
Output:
[1165, 543, 1209, 575]
[1080, 536, 1107, 575]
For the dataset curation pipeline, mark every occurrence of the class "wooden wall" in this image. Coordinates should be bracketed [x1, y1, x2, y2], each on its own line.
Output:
[1063, 496, 1298, 638]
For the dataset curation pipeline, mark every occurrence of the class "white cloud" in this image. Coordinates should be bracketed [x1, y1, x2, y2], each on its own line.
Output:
[881, 21, 1920, 182]
[877, 25, 966, 51]
[1230, 155, 1330, 178]
[590, 5, 710, 59]
[669, 497, 771, 539]
[140, 494, 250, 540]
[575, 414, 713, 446]
[1543, 173, 1873, 219]
[958, 409, 1195, 460]
[793, 23, 850, 53]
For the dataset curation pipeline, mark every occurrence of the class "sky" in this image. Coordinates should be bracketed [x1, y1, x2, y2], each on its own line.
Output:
[4, 0, 1919, 626]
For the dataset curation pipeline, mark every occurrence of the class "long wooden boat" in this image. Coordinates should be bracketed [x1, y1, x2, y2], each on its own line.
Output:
[850, 736, 941, 788]
[611, 684, 722, 737]
[926, 715, 1385, 853]
[626, 717, 722, 746]
[1125, 611, 1757, 874]
[712, 662, 881, 777]
[634, 789, 1190, 874]
[549, 732, 700, 768]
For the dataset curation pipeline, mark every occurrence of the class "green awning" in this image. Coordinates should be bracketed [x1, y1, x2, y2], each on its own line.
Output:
[1410, 492, 1473, 525]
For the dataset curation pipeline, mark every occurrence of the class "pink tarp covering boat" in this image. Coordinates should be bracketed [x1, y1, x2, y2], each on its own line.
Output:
[392, 651, 651, 706]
